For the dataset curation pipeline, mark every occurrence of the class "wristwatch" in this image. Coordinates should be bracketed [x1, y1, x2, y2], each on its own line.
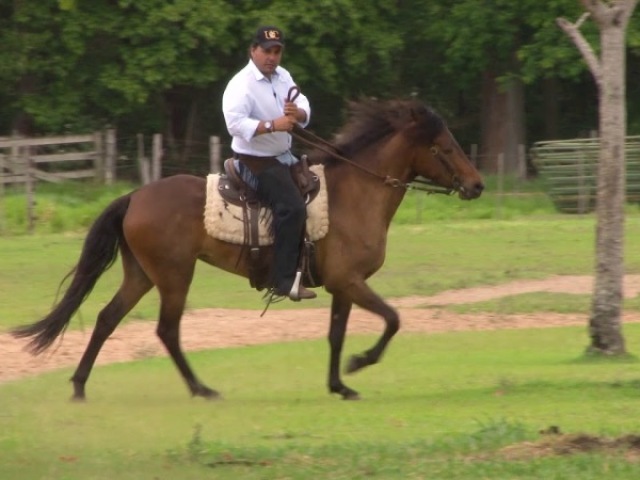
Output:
[264, 121, 273, 133]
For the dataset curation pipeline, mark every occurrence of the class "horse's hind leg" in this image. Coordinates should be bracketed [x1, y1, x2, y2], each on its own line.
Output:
[70, 248, 153, 401]
[155, 273, 219, 400]
[155, 294, 219, 399]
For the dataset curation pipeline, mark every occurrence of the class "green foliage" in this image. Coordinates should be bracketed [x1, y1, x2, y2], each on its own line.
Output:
[517, 0, 598, 83]
[1, 0, 636, 141]
[257, 1, 404, 97]
[0, 0, 237, 133]
[419, 0, 591, 86]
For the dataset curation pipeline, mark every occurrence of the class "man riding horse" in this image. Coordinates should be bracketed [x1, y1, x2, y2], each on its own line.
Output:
[222, 25, 316, 301]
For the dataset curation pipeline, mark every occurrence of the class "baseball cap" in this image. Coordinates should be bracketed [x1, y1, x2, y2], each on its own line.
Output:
[254, 26, 284, 49]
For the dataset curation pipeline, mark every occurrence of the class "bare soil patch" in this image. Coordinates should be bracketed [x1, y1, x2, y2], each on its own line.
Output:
[500, 432, 640, 461]
[2, 275, 640, 384]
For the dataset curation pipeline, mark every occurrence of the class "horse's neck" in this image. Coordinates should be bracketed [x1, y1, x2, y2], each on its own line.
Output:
[325, 138, 410, 231]
[363, 135, 414, 219]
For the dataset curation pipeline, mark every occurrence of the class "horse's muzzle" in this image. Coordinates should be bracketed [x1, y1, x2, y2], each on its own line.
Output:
[458, 181, 484, 200]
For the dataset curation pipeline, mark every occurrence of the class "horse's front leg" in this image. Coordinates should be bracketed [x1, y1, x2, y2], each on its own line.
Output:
[327, 294, 360, 400]
[344, 282, 400, 375]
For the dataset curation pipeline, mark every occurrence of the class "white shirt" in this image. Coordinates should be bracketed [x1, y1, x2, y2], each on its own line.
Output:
[222, 60, 311, 160]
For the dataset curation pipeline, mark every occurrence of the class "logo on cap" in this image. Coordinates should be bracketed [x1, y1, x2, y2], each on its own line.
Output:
[264, 30, 280, 40]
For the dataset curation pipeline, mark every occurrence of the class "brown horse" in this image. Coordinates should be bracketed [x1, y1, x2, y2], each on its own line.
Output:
[12, 98, 483, 401]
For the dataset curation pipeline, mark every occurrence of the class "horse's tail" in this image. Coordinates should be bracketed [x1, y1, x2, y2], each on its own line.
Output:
[11, 194, 132, 354]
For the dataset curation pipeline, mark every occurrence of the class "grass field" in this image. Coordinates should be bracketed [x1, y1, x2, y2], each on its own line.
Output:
[2, 216, 640, 331]
[2, 327, 640, 479]
[3, 180, 640, 478]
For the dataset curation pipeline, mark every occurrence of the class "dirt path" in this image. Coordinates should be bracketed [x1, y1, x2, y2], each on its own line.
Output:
[2, 275, 640, 384]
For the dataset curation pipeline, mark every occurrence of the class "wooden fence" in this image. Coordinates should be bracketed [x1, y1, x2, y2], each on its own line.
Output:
[0, 130, 116, 189]
[0, 131, 224, 189]
[134, 133, 222, 185]
[531, 136, 640, 213]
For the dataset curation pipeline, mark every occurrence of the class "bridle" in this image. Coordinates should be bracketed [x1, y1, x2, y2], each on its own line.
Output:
[423, 145, 462, 194]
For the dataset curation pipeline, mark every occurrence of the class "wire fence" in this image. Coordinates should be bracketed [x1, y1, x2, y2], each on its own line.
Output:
[531, 136, 640, 214]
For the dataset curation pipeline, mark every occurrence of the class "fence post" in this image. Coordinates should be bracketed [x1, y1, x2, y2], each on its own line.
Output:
[517, 144, 526, 181]
[93, 131, 104, 185]
[136, 133, 150, 185]
[10, 137, 20, 179]
[0, 152, 4, 197]
[496, 153, 504, 219]
[470, 144, 478, 167]
[104, 129, 116, 185]
[25, 148, 35, 234]
[0, 152, 5, 233]
[577, 150, 587, 214]
[210, 135, 221, 173]
[152, 134, 162, 181]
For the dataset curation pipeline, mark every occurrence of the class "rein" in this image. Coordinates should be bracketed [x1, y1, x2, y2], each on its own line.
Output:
[291, 126, 404, 187]
[290, 125, 456, 195]
[286, 86, 458, 195]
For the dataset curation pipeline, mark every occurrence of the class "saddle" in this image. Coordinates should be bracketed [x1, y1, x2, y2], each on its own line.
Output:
[217, 155, 322, 290]
[219, 155, 321, 207]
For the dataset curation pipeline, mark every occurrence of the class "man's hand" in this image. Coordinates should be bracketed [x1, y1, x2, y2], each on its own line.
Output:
[273, 114, 297, 132]
[284, 101, 307, 123]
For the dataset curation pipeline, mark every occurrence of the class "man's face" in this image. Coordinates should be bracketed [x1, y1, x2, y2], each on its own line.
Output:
[251, 45, 283, 76]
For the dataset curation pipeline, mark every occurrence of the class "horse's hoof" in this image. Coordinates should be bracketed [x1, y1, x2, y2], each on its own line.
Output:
[344, 354, 368, 374]
[330, 385, 360, 400]
[70, 394, 86, 403]
[342, 390, 361, 401]
[193, 386, 221, 400]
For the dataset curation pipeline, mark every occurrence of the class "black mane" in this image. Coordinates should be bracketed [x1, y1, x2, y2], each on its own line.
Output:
[311, 98, 446, 165]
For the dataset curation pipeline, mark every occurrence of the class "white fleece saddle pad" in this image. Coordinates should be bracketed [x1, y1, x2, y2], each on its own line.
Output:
[203, 164, 329, 246]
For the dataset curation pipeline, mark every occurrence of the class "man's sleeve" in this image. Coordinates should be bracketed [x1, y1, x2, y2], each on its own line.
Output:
[222, 83, 260, 142]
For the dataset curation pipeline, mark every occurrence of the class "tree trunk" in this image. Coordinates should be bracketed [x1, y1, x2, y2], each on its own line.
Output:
[588, 16, 627, 355]
[557, 0, 638, 355]
[480, 71, 526, 174]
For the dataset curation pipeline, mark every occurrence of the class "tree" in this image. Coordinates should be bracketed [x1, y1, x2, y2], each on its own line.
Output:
[557, 0, 639, 355]
[0, 0, 637, 171]
[416, 0, 591, 173]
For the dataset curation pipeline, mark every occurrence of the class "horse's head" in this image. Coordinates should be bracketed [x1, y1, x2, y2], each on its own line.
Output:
[313, 98, 484, 200]
[404, 103, 484, 200]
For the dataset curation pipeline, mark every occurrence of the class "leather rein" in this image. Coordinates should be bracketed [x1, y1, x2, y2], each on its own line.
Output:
[290, 125, 458, 196]
[286, 87, 459, 195]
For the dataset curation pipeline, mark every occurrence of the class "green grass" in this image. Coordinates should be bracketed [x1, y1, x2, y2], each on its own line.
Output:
[2, 216, 640, 331]
[2, 326, 640, 478]
[0, 179, 640, 480]
[443, 292, 640, 315]
[0, 181, 135, 235]
[3, 178, 640, 477]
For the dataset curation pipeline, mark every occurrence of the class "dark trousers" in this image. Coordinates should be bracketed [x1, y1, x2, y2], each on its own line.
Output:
[255, 163, 307, 293]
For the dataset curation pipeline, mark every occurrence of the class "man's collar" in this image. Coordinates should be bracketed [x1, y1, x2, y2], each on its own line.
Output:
[248, 60, 280, 81]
